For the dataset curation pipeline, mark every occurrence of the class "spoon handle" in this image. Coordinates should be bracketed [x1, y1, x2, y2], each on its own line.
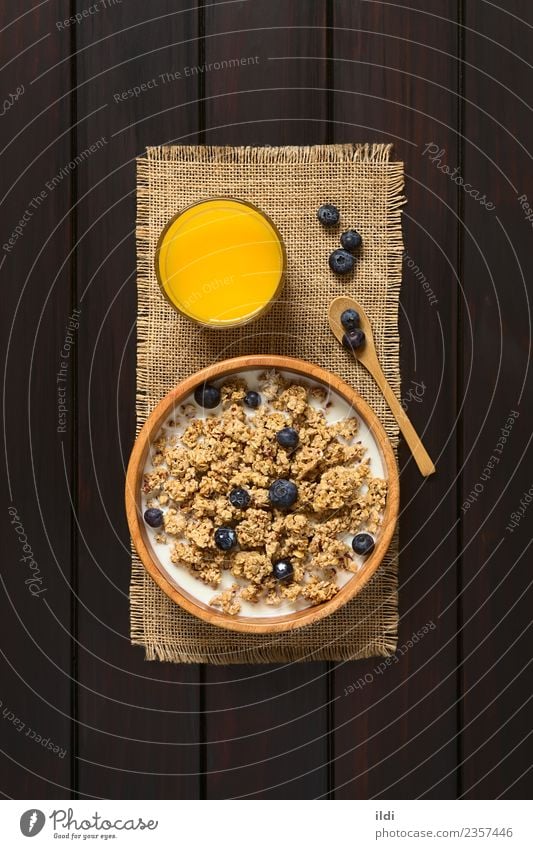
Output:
[365, 357, 436, 477]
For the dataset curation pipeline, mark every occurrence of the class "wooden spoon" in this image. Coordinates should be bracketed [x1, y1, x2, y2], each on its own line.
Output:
[328, 296, 436, 477]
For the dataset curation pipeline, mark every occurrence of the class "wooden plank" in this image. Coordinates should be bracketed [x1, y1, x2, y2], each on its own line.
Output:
[201, 0, 331, 799]
[204, 0, 329, 147]
[461, 0, 533, 799]
[0, 1, 73, 796]
[331, 1, 460, 798]
[74, 2, 202, 798]
[204, 663, 330, 799]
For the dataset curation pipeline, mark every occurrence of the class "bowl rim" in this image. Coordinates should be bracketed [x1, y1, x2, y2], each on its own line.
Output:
[125, 355, 399, 634]
[154, 197, 287, 329]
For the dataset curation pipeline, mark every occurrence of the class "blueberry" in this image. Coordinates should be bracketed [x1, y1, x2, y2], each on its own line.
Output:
[268, 478, 298, 510]
[214, 526, 238, 551]
[229, 487, 251, 509]
[244, 390, 261, 409]
[351, 532, 375, 556]
[317, 204, 340, 226]
[272, 559, 294, 582]
[276, 427, 299, 449]
[144, 508, 164, 528]
[340, 308, 360, 332]
[329, 249, 354, 275]
[340, 229, 362, 251]
[342, 329, 366, 351]
[194, 383, 220, 409]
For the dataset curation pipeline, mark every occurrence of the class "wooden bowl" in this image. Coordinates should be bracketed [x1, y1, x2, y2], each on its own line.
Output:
[125, 355, 399, 634]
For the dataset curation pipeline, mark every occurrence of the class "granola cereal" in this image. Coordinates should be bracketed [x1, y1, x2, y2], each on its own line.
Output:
[142, 370, 388, 615]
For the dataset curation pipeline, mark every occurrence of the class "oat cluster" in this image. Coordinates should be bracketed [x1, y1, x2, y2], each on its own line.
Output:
[143, 371, 387, 615]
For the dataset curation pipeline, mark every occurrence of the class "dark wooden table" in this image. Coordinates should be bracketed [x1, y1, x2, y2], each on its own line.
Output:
[1, 1, 531, 800]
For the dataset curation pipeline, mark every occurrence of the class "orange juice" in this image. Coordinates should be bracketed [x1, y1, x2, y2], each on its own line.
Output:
[156, 198, 285, 328]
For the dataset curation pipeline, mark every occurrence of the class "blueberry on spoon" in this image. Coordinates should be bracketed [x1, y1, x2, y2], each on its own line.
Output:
[340, 308, 360, 332]
[342, 329, 366, 351]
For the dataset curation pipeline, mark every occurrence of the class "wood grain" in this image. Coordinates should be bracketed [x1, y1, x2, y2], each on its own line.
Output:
[0, 1, 73, 798]
[74, 1, 202, 799]
[330, 0, 461, 799]
[2, 0, 531, 802]
[460, 0, 533, 799]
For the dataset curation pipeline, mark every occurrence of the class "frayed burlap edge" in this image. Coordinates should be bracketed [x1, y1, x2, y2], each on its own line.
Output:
[131, 143, 404, 664]
[131, 531, 399, 664]
[144, 142, 395, 164]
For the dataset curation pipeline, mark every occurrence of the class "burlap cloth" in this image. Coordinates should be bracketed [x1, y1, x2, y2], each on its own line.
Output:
[132, 143, 404, 664]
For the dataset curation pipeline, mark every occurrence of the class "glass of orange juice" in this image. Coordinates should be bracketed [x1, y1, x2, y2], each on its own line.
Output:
[155, 198, 286, 328]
